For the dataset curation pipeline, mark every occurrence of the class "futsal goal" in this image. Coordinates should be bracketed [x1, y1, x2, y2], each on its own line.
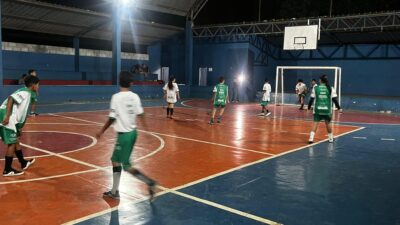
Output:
[274, 66, 342, 107]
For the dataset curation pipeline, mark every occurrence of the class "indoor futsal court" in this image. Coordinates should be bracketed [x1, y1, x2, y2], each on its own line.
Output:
[0, 0, 400, 225]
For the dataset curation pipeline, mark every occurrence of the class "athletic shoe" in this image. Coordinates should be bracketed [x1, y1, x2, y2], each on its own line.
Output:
[3, 168, 24, 177]
[217, 116, 222, 123]
[30, 112, 39, 116]
[22, 158, 36, 171]
[308, 137, 314, 144]
[339, 109, 343, 113]
[328, 138, 334, 143]
[103, 190, 120, 199]
[148, 181, 157, 202]
[209, 119, 214, 125]
[258, 112, 265, 116]
[265, 112, 272, 117]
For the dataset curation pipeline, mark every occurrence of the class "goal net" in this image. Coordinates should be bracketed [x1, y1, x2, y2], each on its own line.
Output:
[274, 66, 342, 107]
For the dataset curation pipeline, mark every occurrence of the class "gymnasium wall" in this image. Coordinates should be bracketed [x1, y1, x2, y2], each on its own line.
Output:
[2, 42, 149, 81]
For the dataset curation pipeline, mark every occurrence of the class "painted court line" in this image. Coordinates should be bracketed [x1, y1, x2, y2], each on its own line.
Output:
[381, 138, 396, 141]
[52, 112, 364, 225]
[51, 114, 275, 156]
[352, 136, 367, 139]
[161, 187, 282, 225]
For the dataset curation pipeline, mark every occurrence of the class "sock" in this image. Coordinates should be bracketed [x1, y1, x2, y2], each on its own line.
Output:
[111, 166, 122, 194]
[131, 169, 154, 186]
[170, 108, 174, 116]
[4, 156, 13, 171]
[309, 131, 315, 141]
[15, 150, 27, 165]
[328, 133, 334, 140]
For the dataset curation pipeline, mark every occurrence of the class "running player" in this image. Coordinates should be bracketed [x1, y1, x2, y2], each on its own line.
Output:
[308, 76, 334, 144]
[296, 79, 307, 110]
[209, 76, 229, 124]
[96, 71, 157, 201]
[0, 75, 38, 176]
[258, 79, 272, 116]
[163, 77, 180, 119]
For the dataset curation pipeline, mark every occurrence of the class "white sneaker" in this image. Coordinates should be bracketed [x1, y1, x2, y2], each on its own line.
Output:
[3, 168, 24, 177]
[308, 138, 314, 144]
[328, 138, 334, 143]
[265, 112, 271, 117]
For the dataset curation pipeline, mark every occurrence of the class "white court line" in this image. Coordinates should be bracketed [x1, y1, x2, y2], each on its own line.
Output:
[51, 114, 274, 156]
[299, 132, 309, 135]
[0, 169, 99, 185]
[160, 187, 282, 225]
[381, 138, 396, 141]
[64, 125, 365, 225]
[0, 130, 97, 161]
[26, 123, 93, 126]
[352, 137, 367, 139]
[0, 127, 165, 184]
[52, 112, 364, 225]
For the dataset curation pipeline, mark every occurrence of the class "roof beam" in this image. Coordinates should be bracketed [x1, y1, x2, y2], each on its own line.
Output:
[193, 11, 400, 38]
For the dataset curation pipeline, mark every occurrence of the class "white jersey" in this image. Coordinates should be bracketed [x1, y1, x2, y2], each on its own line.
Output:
[296, 83, 307, 94]
[109, 91, 144, 133]
[163, 83, 179, 103]
[0, 88, 34, 132]
[262, 83, 271, 101]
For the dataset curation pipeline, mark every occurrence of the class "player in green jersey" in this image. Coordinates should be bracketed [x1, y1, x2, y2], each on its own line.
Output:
[308, 75, 334, 144]
[209, 77, 229, 124]
[0, 75, 39, 176]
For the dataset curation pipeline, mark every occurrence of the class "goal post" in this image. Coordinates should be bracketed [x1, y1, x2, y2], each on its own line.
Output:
[274, 66, 342, 107]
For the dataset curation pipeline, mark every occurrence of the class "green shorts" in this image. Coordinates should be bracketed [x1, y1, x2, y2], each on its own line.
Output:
[0, 127, 18, 145]
[313, 114, 332, 122]
[260, 101, 269, 106]
[213, 103, 226, 108]
[112, 130, 137, 170]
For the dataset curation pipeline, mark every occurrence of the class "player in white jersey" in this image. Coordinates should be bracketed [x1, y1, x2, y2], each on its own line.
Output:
[163, 77, 180, 119]
[0, 75, 39, 176]
[258, 79, 272, 116]
[296, 79, 307, 110]
[97, 71, 157, 201]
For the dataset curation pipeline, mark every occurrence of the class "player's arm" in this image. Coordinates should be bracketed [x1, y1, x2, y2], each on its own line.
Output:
[2, 97, 14, 125]
[96, 117, 115, 138]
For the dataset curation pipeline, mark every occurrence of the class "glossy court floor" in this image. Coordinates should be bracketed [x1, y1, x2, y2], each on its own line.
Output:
[0, 99, 399, 225]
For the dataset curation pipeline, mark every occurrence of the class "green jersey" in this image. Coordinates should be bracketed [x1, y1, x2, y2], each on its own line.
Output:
[311, 84, 332, 116]
[0, 87, 36, 132]
[213, 83, 228, 105]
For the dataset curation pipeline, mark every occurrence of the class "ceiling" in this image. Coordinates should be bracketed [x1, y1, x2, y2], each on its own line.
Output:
[1, 0, 197, 46]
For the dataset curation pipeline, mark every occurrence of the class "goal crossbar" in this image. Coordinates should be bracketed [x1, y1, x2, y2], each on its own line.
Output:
[274, 66, 342, 106]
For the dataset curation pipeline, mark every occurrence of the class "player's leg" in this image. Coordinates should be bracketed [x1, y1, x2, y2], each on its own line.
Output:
[309, 115, 320, 143]
[15, 138, 35, 170]
[1, 128, 24, 176]
[169, 103, 174, 119]
[299, 95, 305, 110]
[4, 144, 24, 176]
[332, 97, 342, 112]
[210, 106, 217, 124]
[217, 105, 226, 123]
[325, 118, 334, 142]
[264, 102, 271, 116]
[123, 131, 157, 200]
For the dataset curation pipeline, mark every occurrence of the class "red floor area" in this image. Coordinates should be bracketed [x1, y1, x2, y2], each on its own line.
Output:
[0, 104, 362, 225]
